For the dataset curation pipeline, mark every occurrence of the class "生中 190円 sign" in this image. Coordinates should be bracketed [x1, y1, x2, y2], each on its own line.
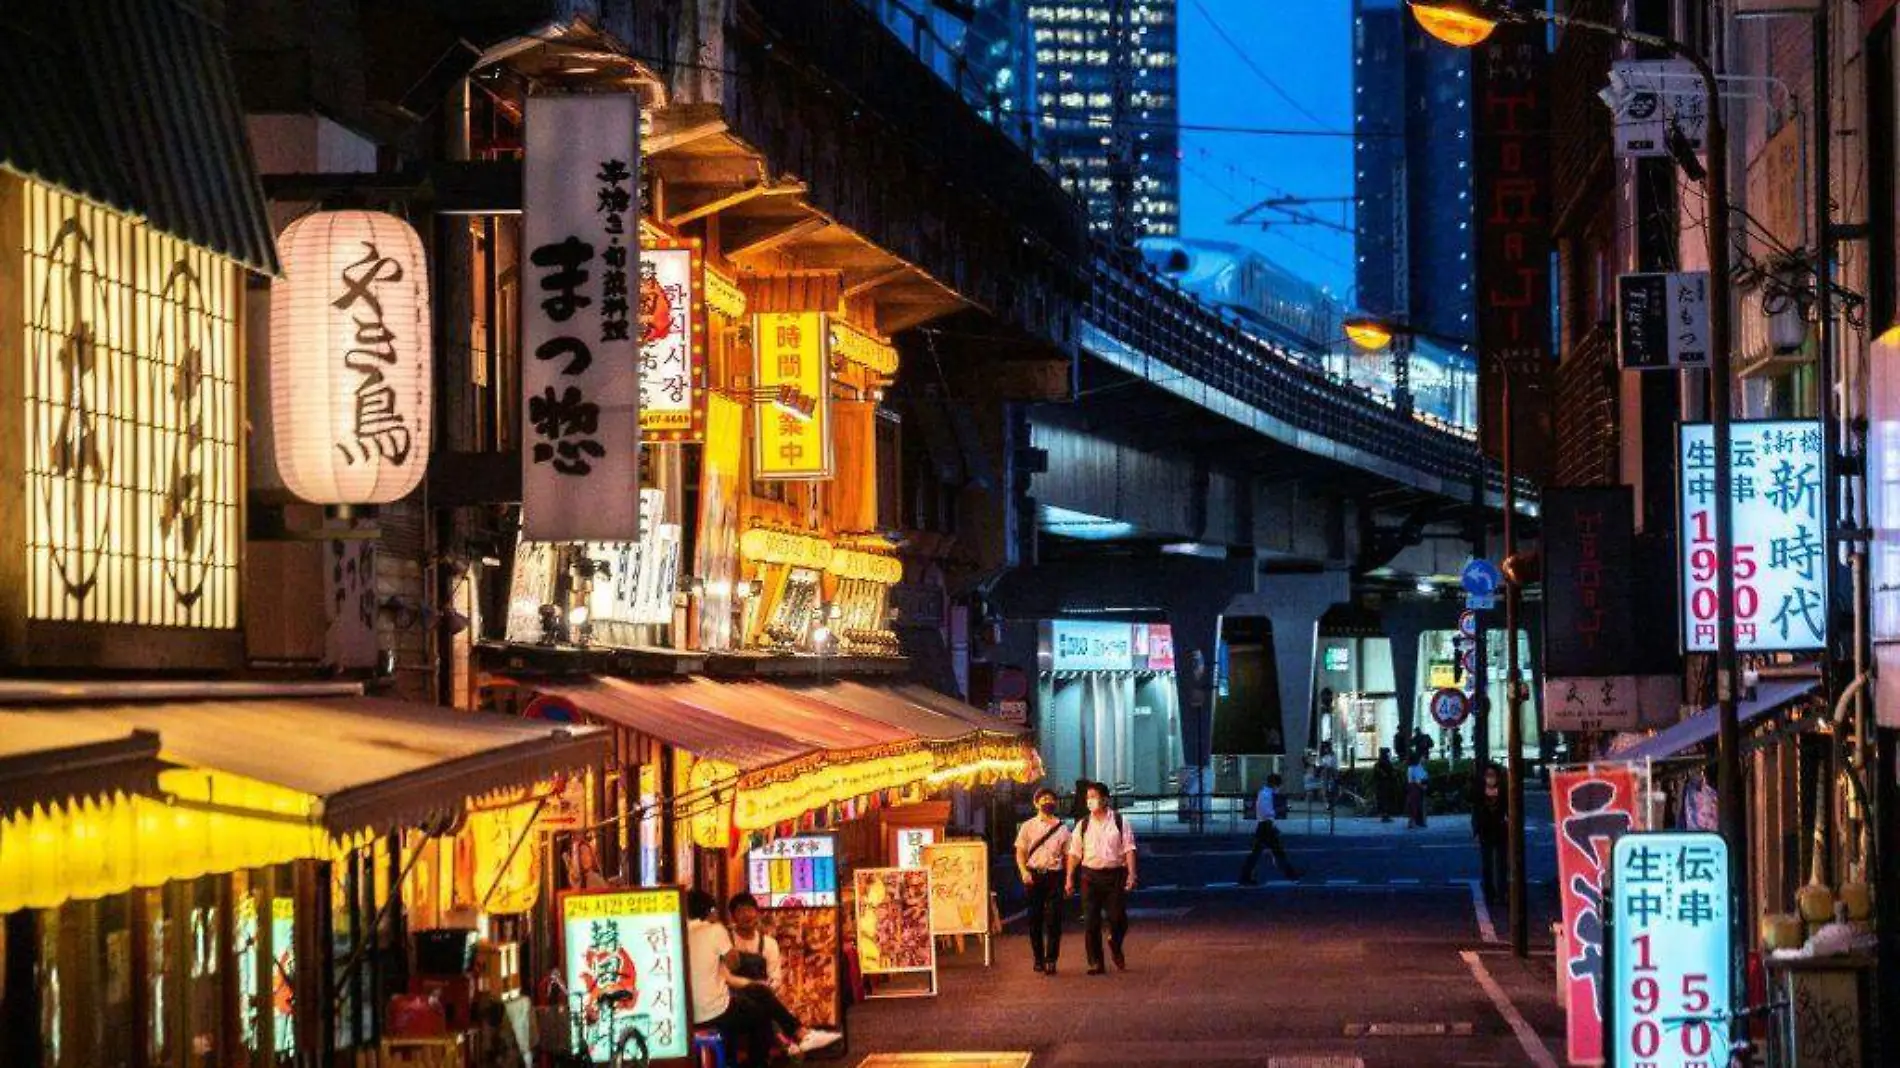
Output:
[1678, 421, 1827, 653]
[1610, 832, 1730, 1068]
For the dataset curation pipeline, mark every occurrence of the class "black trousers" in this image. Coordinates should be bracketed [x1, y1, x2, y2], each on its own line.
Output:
[1080, 866, 1129, 969]
[1478, 835, 1507, 902]
[1240, 820, 1296, 882]
[735, 983, 801, 1038]
[705, 996, 775, 1065]
[1025, 869, 1065, 966]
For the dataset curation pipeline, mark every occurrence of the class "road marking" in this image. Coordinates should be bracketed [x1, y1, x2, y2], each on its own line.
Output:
[1390, 877, 1420, 884]
[1268, 1058, 1365, 1068]
[1139, 884, 1180, 892]
[1204, 881, 1239, 889]
[1467, 880, 1501, 944]
[1460, 950, 1560, 1068]
[1343, 1022, 1475, 1037]
[1126, 906, 1192, 919]
[1324, 878, 1361, 885]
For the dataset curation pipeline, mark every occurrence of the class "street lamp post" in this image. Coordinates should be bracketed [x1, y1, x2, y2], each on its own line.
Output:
[1343, 315, 1528, 955]
[1408, 0, 1746, 1019]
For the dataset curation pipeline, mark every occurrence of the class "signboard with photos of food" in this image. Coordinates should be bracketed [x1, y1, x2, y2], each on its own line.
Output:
[853, 868, 935, 975]
[758, 907, 844, 1029]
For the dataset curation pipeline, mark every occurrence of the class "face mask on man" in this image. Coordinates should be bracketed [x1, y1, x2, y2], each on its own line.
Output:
[1085, 796, 1102, 813]
[1037, 799, 1056, 814]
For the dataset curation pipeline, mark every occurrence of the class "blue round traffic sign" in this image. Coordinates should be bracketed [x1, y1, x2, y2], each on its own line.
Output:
[1461, 558, 1503, 598]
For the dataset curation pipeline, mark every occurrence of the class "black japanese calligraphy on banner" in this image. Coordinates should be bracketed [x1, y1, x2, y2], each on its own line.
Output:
[1544, 487, 1636, 676]
[1474, 22, 1554, 481]
[522, 95, 641, 541]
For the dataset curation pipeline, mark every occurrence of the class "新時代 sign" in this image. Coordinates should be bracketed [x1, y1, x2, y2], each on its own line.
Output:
[1678, 421, 1827, 653]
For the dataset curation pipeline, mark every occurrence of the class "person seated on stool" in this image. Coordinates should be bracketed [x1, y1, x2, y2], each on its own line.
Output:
[725, 892, 841, 1056]
[688, 891, 775, 1065]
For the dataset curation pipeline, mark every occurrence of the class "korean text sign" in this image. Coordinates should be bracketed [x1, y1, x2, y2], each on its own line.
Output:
[560, 887, 690, 1061]
[747, 834, 839, 908]
[522, 95, 641, 541]
[639, 242, 704, 440]
[1678, 421, 1827, 652]
[752, 311, 834, 479]
[1553, 764, 1645, 1065]
[1611, 833, 1731, 1068]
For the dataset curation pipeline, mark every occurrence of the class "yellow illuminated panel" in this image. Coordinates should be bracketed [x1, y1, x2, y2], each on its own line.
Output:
[752, 311, 834, 480]
[21, 179, 239, 628]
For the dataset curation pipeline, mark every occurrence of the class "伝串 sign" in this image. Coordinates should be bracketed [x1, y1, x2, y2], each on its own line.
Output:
[1611, 832, 1731, 1068]
[1678, 421, 1828, 653]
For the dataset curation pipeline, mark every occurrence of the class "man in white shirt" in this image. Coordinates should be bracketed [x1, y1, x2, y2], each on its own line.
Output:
[1014, 786, 1073, 974]
[725, 892, 841, 1055]
[1239, 773, 1300, 885]
[686, 891, 773, 1065]
[1065, 781, 1138, 974]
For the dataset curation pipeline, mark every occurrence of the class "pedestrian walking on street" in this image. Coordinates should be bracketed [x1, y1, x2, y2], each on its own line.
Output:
[1371, 748, 1402, 823]
[1066, 781, 1138, 974]
[1239, 773, 1300, 885]
[1014, 786, 1073, 974]
[1472, 763, 1508, 903]
[1404, 754, 1429, 828]
[1411, 728, 1435, 764]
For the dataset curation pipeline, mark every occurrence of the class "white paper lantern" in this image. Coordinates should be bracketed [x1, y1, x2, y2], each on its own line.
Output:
[270, 209, 432, 504]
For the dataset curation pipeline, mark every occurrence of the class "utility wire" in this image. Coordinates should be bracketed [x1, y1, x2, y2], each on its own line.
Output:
[1185, 0, 1337, 131]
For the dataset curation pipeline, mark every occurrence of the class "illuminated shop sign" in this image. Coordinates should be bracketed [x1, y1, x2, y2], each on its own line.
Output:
[752, 311, 834, 480]
[20, 178, 239, 628]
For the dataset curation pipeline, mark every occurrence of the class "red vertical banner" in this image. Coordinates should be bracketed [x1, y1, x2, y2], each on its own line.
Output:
[1474, 20, 1554, 482]
[1552, 764, 1647, 1065]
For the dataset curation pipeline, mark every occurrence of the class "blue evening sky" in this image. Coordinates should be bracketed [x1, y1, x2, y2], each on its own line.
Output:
[1177, 0, 1356, 301]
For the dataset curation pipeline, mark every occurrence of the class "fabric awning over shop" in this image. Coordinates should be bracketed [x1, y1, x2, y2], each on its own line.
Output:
[1, 686, 609, 838]
[0, 718, 162, 817]
[0, 684, 605, 911]
[1607, 679, 1820, 764]
[536, 675, 1038, 839]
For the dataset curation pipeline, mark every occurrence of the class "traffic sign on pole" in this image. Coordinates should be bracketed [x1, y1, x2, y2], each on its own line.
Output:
[1429, 687, 1472, 729]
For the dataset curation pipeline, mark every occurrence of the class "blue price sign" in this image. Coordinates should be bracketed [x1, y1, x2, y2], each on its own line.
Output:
[1611, 832, 1731, 1068]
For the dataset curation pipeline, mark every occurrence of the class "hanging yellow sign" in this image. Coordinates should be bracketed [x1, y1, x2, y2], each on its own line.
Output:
[752, 312, 833, 480]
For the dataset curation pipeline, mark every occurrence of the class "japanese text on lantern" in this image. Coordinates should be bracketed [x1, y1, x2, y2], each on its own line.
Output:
[1678, 421, 1827, 653]
[1610, 833, 1731, 1068]
[521, 95, 640, 542]
[639, 243, 704, 440]
[751, 311, 833, 480]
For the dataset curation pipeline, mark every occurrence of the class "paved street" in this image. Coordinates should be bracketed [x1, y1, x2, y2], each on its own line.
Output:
[847, 804, 1566, 1068]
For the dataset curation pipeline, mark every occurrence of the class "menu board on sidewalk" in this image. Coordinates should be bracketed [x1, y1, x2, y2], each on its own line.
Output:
[921, 840, 990, 935]
[853, 868, 934, 975]
[758, 906, 843, 1029]
[559, 887, 690, 1062]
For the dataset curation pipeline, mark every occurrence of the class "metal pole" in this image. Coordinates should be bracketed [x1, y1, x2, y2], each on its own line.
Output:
[1503, 364, 1527, 957]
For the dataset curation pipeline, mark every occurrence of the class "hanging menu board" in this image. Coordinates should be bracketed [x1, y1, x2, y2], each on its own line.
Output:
[853, 868, 934, 975]
[747, 834, 839, 908]
[921, 840, 990, 936]
[758, 907, 843, 1029]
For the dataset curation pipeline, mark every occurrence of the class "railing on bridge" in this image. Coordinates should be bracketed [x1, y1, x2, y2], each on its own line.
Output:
[1088, 253, 1535, 499]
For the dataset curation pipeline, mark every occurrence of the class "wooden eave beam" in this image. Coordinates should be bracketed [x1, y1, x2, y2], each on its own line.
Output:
[726, 216, 830, 261]
[841, 264, 912, 299]
[647, 117, 729, 155]
[665, 181, 808, 226]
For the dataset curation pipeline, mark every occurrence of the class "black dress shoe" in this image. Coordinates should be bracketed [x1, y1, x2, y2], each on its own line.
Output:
[1086, 965, 1106, 975]
[1032, 961, 1044, 973]
[1111, 946, 1126, 971]
[1043, 962, 1057, 976]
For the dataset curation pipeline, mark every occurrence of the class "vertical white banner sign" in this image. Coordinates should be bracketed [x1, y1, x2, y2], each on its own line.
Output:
[522, 95, 640, 541]
[1678, 421, 1827, 653]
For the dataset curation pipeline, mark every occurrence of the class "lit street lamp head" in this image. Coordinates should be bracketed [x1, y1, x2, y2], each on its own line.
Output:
[1342, 316, 1396, 352]
[1408, 1, 1501, 47]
